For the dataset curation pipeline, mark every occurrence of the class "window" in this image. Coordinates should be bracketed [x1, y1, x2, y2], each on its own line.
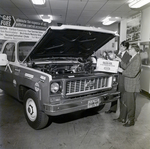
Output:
[18, 42, 36, 61]
[3, 43, 15, 62]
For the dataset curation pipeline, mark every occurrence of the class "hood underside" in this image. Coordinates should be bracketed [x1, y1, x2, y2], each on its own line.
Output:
[25, 25, 117, 61]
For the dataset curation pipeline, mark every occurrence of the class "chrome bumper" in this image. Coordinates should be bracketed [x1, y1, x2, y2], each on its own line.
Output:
[44, 92, 120, 116]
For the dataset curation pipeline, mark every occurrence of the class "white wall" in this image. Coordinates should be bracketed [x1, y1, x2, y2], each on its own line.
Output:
[120, 6, 150, 42]
[141, 7, 150, 41]
[119, 19, 127, 43]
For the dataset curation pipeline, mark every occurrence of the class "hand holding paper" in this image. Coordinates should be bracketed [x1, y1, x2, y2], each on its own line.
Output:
[118, 67, 123, 73]
[114, 56, 121, 62]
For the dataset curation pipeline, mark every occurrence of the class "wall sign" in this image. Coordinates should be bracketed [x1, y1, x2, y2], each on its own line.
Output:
[0, 14, 48, 30]
[0, 14, 48, 41]
[126, 13, 141, 42]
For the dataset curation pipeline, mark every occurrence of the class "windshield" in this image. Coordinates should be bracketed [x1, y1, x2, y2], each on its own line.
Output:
[18, 42, 36, 61]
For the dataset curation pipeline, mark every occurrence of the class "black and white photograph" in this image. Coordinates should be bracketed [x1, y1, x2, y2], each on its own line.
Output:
[0, 0, 150, 149]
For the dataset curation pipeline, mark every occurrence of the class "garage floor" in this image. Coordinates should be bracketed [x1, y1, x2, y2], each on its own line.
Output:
[0, 89, 150, 149]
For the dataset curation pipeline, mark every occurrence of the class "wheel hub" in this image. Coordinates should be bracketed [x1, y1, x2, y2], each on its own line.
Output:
[28, 105, 34, 115]
[26, 98, 37, 121]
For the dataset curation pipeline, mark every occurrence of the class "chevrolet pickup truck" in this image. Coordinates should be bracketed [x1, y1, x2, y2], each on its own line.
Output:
[0, 25, 120, 129]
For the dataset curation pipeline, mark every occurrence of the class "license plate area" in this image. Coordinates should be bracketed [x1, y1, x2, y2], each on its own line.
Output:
[88, 98, 100, 108]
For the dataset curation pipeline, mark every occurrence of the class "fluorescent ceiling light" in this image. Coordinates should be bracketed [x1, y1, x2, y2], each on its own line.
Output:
[40, 15, 53, 23]
[102, 20, 116, 25]
[129, 0, 150, 8]
[102, 16, 120, 26]
[31, 0, 45, 5]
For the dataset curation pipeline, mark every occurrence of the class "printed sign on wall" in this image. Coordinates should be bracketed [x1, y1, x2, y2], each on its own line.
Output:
[0, 14, 48, 30]
[126, 13, 141, 42]
[0, 14, 48, 41]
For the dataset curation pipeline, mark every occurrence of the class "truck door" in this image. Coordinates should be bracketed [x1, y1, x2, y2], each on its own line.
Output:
[0, 42, 17, 98]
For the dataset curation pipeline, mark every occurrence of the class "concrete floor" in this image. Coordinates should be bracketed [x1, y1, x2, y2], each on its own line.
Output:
[0, 89, 150, 149]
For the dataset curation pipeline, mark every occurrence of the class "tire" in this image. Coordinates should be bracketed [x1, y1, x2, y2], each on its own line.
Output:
[90, 104, 105, 113]
[23, 90, 49, 130]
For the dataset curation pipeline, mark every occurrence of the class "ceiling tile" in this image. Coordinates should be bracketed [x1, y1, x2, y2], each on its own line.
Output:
[34, 7, 51, 15]
[101, 3, 123, 11]
[84, 1, 107, 11]
[68, 1, 87, 10]
[66, 16, 79, 24]
[107, 0, 127, 4]
[0, 0, 16, 8]
[88, 0, 107, 1]
[50, 0, 68, 9]
[81, 10, 97, 16]
[3, 8, 23, 15]
[20, 9, 37, 15]
[68, 0, 88, 1]
[115, 4, 132, 11]
[67, 9, 82, 16]
[0, 8, 8, 14]
[10, 0, 33, 8]
[27, 15, 42, 20]
[52, 9, 66, 16]
[77, 16, 92, 24]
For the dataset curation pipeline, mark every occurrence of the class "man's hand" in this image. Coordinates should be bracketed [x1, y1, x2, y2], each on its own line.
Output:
[114, 56, 121, 62]
[118, 67, 123, 73]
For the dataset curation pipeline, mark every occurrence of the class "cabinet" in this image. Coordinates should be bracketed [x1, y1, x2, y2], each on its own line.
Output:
[130, 41, 150, 93]
[141, 65, 150, 93]
[133, 41, 150, 93]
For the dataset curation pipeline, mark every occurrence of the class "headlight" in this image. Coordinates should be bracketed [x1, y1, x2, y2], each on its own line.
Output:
[50, 82, 60, 93]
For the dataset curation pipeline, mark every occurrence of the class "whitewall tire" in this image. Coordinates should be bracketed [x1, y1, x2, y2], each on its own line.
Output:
[23, 90, 49, 130]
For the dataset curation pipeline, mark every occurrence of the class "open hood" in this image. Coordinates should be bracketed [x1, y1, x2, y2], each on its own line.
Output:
[25, 25, 118, 61]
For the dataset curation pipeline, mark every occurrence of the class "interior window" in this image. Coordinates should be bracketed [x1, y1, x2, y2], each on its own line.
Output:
[3, 43, 15, 62]
[18, 42, 36, 61]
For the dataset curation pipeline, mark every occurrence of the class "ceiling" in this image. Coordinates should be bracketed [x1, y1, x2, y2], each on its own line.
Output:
[0, 0, 139, 31]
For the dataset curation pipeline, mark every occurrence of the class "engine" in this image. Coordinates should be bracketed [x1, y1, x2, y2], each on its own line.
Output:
[27, 57, 96, 75]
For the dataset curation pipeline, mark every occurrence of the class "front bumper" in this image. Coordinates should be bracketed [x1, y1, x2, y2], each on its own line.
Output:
[44, 91, 120, 116]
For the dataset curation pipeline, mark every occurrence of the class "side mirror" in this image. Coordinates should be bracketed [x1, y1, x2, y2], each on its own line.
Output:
[0, 54, 8, 66]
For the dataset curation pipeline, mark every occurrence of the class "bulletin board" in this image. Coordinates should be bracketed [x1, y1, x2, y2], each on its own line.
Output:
[126, 13, 141, 42]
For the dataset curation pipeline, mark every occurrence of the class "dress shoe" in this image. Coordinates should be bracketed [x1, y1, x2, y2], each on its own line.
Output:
[105, 110, 116, 114]
[113, 118, 126, 123]
[123, 121, 134, 127]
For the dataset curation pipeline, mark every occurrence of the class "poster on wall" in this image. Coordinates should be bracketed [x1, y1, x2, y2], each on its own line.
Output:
[0, 14, 48, 41]
[126, 13, 141, 42]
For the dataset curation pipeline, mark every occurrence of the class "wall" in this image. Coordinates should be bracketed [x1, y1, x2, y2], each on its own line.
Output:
[141, 7, 150, 42]
[119, 19, 127, 43]
[120, 6, 150, 42]
[119, 6, 150, 93]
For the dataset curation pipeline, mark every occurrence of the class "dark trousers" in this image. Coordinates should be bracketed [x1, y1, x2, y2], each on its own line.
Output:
[109, 74, 124, 112]
[109, 100, 117, 111]
[121, 92, 136, 122]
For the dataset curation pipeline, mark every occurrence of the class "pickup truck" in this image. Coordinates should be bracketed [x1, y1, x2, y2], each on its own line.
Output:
[0, 25, 120, 129]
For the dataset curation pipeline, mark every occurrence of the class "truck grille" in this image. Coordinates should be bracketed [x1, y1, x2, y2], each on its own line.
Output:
[66, 76, 112, 95]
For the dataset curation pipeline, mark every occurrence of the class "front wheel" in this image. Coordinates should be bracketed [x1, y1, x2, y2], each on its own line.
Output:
[23, 90, 49, 130]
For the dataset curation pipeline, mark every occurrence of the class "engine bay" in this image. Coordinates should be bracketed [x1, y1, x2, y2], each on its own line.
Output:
[27, 57, 96, 75]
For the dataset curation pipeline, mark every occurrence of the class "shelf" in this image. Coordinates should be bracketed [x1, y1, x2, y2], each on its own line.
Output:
[130, 41, 150, 45]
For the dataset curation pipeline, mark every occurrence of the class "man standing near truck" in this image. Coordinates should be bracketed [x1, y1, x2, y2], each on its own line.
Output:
[117, 44, 141, 127]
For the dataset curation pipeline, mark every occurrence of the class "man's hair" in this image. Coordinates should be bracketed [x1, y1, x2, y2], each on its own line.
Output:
[121, 40, 130, 49]
[131, 44, 140, 52]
